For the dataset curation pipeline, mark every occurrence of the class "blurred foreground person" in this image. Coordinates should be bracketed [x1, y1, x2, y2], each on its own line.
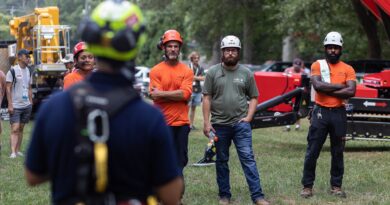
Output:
[25, 1, 183, 205]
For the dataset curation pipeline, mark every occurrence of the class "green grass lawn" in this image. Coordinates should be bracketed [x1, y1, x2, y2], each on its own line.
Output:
[0, 114, 389, 205]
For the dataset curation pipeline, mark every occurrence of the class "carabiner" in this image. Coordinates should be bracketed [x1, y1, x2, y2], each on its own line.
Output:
[87, 109, 110, 143]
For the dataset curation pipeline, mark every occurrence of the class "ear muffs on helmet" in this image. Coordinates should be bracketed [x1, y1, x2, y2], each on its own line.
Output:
[79, 18, 102, 45]
[78, 0, 145, 62]
[79, 17, 144, 53]
[111, 28, 137, 52]
[157, 37, 163, 50]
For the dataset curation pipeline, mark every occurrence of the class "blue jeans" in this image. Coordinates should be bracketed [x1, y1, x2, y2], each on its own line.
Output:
[214, 122, 265, 202]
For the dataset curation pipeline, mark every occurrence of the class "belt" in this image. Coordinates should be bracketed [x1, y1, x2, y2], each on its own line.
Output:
[315, 104, 345, 110]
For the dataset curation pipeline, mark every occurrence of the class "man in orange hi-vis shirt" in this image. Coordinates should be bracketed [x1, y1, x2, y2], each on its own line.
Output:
[63, 42, 95, 90]
[149, 30, 193, 178]
[300, 32, 356, 199]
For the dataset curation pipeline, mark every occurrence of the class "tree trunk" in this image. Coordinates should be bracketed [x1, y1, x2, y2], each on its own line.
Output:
[207, 41, 220, 68]
[351, 0, 381, 59]
[282, 35, 297, 61]
[242, 12, 253, 64]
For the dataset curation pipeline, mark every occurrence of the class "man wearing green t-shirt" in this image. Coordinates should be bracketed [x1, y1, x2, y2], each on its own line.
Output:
[202, 35, 269, 205]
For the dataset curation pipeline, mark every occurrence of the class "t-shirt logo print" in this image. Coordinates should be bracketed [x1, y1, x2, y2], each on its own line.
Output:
[233, 78, 244, 84]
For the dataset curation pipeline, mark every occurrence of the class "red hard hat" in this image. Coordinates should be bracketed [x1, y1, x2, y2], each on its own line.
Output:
[162, 30, 183, 45]
[73, 41, 87, 58]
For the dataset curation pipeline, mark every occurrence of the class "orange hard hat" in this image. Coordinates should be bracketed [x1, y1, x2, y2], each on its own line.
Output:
[161, 30, 183, 45]
[73, 41, 87, 58]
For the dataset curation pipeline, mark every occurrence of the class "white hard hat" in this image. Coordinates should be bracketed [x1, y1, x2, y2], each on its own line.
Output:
[323, 31, 343, 47]
[221, 35, 241, 49]
[61, 54, 74, 63]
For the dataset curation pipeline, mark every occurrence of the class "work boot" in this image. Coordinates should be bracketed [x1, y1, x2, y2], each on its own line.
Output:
[218, 197, 230, 205]
[255, 198, 270, 205]
[329, 186, 346, 198]
[300, 187, 313, 198]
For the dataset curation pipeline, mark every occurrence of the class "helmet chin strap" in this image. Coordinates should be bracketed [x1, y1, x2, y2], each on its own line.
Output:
[119, 61, 135, 82]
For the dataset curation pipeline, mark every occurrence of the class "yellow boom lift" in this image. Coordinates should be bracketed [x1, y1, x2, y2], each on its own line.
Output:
[8, 6, 71, 111]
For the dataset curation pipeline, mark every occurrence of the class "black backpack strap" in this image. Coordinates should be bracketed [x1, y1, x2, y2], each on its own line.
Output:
[69, 81, 139, 117]
[68, 81, 139, 200]
[10, 68, 16, 87]
[69, 82, 96, 199]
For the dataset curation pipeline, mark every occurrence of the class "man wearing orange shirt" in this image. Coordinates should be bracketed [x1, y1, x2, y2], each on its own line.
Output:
[63, 42, 95, 89]
[284, 58, 308, 131]
[300, 32, 356, 199]
[149, 29, 193, 177]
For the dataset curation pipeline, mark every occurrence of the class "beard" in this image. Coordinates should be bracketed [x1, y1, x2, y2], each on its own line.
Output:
[222, 55, 240, 66]
[165, 51, 179, 61]
[325, 51, 342, 64]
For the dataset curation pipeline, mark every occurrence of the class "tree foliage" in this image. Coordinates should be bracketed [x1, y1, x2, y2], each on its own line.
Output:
[1, 0, 388, 66]
[0, 12, 12, 39]
[136, 2, 186, 67]
[275, 0, 384, 61]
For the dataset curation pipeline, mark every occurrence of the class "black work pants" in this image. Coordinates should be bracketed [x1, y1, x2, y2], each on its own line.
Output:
[170, 125, 190, 175]
[301, 105, 346, 188]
